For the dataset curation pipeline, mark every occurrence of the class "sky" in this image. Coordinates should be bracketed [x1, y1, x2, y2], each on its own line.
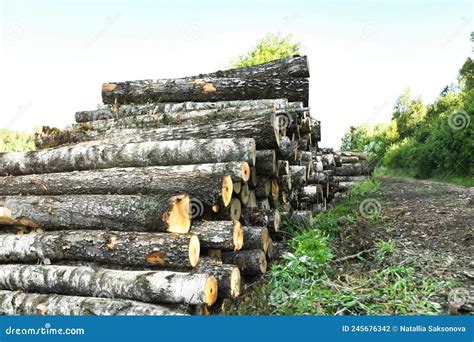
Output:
[0, 0, 472, 148]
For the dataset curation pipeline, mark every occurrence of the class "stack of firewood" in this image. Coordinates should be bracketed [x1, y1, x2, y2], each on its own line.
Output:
[0, 56, 370, 316]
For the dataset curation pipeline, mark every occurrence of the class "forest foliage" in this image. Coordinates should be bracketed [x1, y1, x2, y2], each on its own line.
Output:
[341, 58, 474, 178]
[0, 129, 35, 152]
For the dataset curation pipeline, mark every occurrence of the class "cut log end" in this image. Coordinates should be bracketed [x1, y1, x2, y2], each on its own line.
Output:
[221, 175, 234, 207]
[233, 221, 244, 251]
[205, 276, 218, 306]
[271, 180, 279, 199]
[258, 251, 268, 274]
[262, 228, 270, 253]
[230, 267, 242, 298]
[233, 182, 241, 194]
[274, 210, 281, 232]
[189, 235, 201, 267]
[241, 162, 251, 182]
[0, 207, 12, 224]
[229, 198, 242, 221]
[167, 195, 191, 233]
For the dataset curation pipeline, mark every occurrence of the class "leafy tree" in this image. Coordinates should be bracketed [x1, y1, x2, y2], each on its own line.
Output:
[0, 129, 35, 152]
[232, 34, 302, 68]
[391, 89, 426, 140]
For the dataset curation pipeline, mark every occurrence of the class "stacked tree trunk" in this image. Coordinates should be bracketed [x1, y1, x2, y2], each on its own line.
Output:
[0, 55, 372, 316]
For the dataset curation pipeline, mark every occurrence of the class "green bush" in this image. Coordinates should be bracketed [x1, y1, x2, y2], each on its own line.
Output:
[0, 129, 35, 152]
[231, 33, 302, 68]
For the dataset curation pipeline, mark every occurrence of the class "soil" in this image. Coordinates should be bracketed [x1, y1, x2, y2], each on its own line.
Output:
[335, 176, 473, 314]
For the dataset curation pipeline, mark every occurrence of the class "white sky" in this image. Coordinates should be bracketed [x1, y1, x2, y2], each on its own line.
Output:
[0, 0, 472, 148]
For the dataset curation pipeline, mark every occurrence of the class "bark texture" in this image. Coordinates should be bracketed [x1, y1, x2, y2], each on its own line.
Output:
[75, 99, 289, 123]
[221, 250, 267, 275]
[102, 78, 309, 106]
[196, 259, 241, 299]
[241, 208, 280, 232]
[191, 220, 243, 251]
[191, 56, 309, 79]
[255, 150, 276, 176]
[0, 230, 199, 268]
[2, 194, 190, 233]
[0, 163, 247, 205]
[0, 290, 187, 315]
[0, 138, 256, 176]
[0, 264, 216, 305]
[36, 113, 281, 150]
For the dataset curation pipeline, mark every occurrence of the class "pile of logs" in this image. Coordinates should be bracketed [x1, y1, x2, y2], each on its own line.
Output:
[0, 55, 371, 316]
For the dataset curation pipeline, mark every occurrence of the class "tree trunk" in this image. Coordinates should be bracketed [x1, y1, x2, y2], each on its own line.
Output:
[334, 163, 362, 176]
[2, 194, 191, 233]
[196, 259, 241, 299]
[191, 56, 309, 79]
[254, 179, 271, 198]
[75, 99, 289, 123]
[0, 230, 200, 268]
[242, 226, 269, 252]
[277, 136, 297, 160]
[333, 175, 369, 182]
[102, 77, 309, 106]
[0, 138, 256, 176]
[341, 156, 359, 164]
[289, 165, 307, 187]
[0, 264, 217, 306]
[241, 208, 281, 233]
[36, 112, 281, 150]
[281, 211, 313, 226]
[191, 220, 243, 251]
[0, 290, 188, 315]
[0, 164, 244, 207]
[255, 150, 276, 176]
[221, 250, 267, 275]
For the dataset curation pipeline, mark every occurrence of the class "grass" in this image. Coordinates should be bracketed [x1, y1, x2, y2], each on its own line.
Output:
[375, 167, 474, 187]
[224, 177, 456, 315]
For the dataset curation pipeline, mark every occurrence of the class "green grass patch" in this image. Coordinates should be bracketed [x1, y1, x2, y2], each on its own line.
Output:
[375, 167, 474, 187]
[225, 178, 456, 315]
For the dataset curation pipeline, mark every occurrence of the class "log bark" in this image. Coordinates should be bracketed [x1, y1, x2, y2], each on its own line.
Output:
[0, 163, 246, 207]
[281, 211, 313, 226]
[242, 226, 269, 252]
[277, 160, 290, 176]
[341, 156, 359, 164]
[0, 264, 217, 306]
[299, 185, 324, 203]
[191, 56, 309, 79]
[289, 165, 307, 187]
[0, 230, 200, 268]
[38, 110, 282, 150]
[241, 208, 281, 233]
[334, 163, 362, 176]
[254, 178, 271, 198]
[191, 220, 243, 251]
[221, 250, 267, 275]
[75, 99, 289, 123]
[333, 175, 369, 182]
[307, 171, 331, 184]
[255, 150, 276, 177]
[0, 138, 256, 176]
[196, 259, 241, 299]
[102, 77, 309, 106]
[277, 136, 298, 160]
[2, 194, 191, 233]
[0, 290, 187, 315]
